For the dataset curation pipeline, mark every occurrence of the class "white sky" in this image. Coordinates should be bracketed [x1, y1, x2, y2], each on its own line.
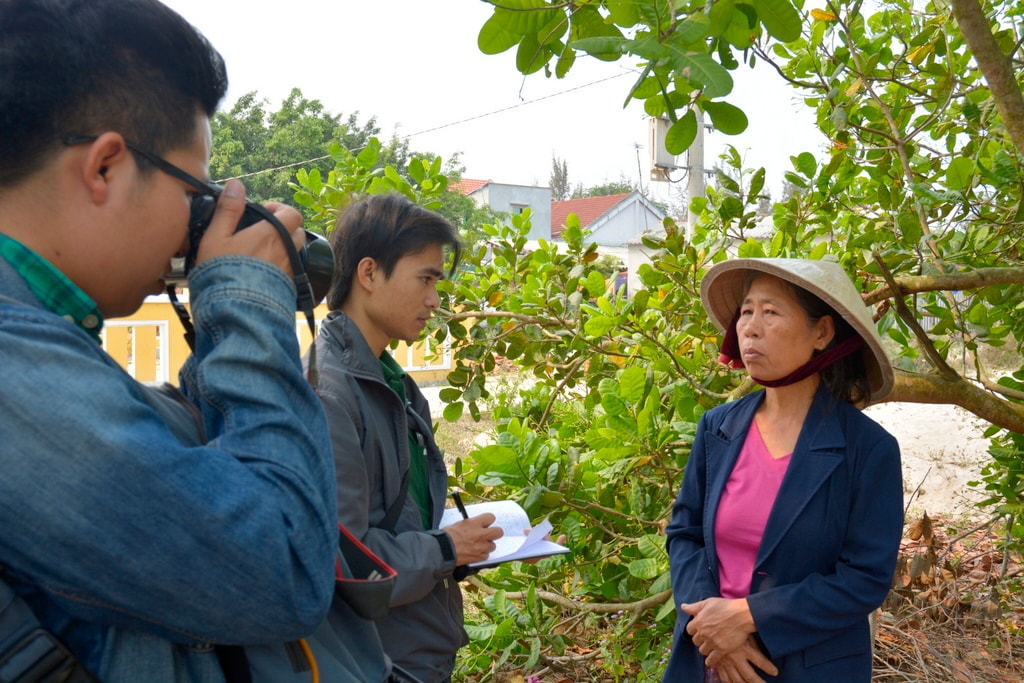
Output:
[161, 0, 821, 208]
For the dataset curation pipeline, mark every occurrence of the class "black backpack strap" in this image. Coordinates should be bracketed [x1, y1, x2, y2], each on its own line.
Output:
[0, 576, 99, 683]
[378, 400, 428, 535]
[379, 471, 409, 535]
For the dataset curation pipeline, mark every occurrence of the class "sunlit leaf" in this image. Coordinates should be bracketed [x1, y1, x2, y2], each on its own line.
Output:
[665, 110, 698, 154]
[749, 0, 803, 42]
[704, 100, 749, 135]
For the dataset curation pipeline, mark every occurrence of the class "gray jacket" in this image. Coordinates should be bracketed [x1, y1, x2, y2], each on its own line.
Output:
[309, 311, 465, 683]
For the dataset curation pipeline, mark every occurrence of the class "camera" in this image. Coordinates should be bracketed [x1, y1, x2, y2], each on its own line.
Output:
[165, 188, 334, 307]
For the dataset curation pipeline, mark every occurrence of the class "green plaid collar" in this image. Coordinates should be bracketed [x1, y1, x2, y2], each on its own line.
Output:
[0, 233, 104, 342]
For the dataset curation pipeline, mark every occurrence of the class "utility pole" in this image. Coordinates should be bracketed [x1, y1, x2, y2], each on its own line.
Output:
[649, 109, 710, 241]
[686, 107, 706, 241]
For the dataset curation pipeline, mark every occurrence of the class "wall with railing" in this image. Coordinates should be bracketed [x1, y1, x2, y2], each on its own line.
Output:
[103, 293, 451, 385]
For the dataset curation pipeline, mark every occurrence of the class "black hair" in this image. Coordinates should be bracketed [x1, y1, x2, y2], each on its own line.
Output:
[743, 271, 872, 405]
[0, 0, 228, 187]
[326, 193, 462, 310]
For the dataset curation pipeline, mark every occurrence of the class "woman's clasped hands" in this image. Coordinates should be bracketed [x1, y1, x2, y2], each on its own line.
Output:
[681, 598, 779, 683]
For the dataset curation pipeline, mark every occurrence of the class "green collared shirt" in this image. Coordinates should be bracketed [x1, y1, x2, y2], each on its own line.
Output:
[379, 351, 432, 530]
[0, 233, 104, 342]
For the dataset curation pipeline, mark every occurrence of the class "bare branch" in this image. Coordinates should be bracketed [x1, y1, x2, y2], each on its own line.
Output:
[466, 574, 674, 615]
[887, 369, 1024, 434]
[951, 0, 1024, 154]
[864, 266, 1024, 305]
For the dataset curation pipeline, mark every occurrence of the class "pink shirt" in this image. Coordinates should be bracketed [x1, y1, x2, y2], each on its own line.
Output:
[714, 420, 791, 599]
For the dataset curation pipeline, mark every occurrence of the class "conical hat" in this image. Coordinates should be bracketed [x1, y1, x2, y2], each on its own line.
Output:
[700, 258, 894, 401]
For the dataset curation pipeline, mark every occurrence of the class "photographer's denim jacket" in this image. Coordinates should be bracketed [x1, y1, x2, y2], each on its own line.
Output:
[0, 256, 337, 682]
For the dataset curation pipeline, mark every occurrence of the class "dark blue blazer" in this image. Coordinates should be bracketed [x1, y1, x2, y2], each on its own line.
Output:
[663, 385, 903, 682]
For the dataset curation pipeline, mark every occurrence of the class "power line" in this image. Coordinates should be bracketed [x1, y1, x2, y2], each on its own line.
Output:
[220, 71, 632, 183]
[405, 72, 629, 138]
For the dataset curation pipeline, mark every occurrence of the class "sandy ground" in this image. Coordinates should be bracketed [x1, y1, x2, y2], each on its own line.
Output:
[863, 401, 995, 520]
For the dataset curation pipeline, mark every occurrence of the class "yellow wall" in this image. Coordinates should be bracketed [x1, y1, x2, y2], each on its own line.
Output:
[104, 295, 450, 385]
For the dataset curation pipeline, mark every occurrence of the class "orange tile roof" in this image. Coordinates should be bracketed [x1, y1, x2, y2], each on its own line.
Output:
[449, 178, 491, 195]
[550, 193, 630, 237]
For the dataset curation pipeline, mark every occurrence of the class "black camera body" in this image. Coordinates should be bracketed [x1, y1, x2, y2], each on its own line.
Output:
[165, 189, 334, 307]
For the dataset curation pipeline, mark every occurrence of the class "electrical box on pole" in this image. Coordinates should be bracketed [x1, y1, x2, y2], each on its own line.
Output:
[649, 117, 679, 181]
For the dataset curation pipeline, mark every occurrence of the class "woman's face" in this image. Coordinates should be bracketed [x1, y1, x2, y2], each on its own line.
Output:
[736, 274, 834, 381]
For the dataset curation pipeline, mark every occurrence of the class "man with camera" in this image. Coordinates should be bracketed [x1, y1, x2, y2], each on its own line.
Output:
[0, 1, 347, 680]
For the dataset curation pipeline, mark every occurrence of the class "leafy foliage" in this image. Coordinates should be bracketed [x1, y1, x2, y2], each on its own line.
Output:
[477, 0, 805, 154]
[243, 1, 1024, 676]
[443, 3, 1024, 678]
[211, 89, 410, 206]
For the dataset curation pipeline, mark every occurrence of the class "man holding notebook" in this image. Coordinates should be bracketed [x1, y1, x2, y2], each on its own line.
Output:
[305, 193, 502, 683]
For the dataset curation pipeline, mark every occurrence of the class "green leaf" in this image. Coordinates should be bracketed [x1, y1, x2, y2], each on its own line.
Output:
[945, 156, 976, 191]
[666, 50, 734, 98]
[724, 5, 758, 49]
[356, 138, 380, 167]
[619, 366, 647, 404]
[674, 14, 712, 45]
[606, 0, 641, 27]
[464, 622, 498, 641]
[571, 36, 629, 57]
[637, 533, 668, 561]
[537, 10, 569, 45]
[554, 46, 576, 77]
[601, 392, 628, 418]
[793, 151, 818, 177]
[584, 315, 617, 337]
[709, 0, 738, 37]
[586, 270, 608, 297]
[749, 167, 766, 198]
[516, 33, 550, 74]
[569, 4, 624, 61]
[665, 110, 698, 154]
[472, 444, 525, 476]
[703, 100, 749, 135]
[749, 0, 802, 43]
[443, 402, 464, 422]
[992, 150, 1019, 183]
[628, 557, 662, 579]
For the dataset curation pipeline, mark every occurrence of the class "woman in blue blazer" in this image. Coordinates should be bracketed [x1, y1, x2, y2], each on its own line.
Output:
[663, 259, 903, 683]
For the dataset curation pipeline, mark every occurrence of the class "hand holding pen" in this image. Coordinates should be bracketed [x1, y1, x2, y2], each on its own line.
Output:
[444, 489, 502, 565]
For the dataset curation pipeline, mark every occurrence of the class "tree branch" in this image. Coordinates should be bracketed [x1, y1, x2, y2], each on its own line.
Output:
[888, 369, 1024, 434]
[875, 256, 960, 380]
[951, 0, 1024, 154]
[466, 574, 674, 615]
[863, 267, 1024, 305]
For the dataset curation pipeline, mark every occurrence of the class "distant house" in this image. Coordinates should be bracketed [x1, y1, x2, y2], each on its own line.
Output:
[453, 178, 552, 241]
[550, 191, 665, 247]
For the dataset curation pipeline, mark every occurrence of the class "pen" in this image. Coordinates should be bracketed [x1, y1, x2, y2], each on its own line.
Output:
[451, 490, 469, 520]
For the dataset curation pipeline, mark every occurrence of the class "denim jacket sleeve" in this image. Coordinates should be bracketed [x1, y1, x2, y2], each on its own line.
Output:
[0, 256, 336, 645]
